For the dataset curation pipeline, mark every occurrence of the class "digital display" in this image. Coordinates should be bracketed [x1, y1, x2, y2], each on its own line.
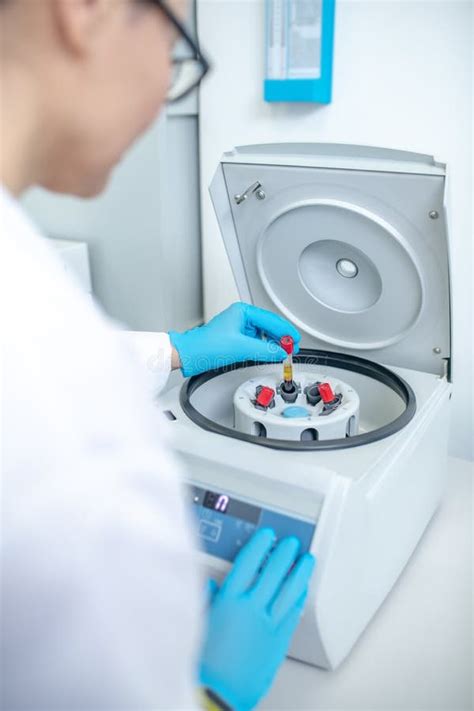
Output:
[190, 485, 261, 524]
[203, 490, 230, 514]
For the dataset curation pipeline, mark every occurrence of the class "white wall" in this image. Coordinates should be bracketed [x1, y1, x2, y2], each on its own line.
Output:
[197, 0, 473, 461]
[23, 110, 202, 333]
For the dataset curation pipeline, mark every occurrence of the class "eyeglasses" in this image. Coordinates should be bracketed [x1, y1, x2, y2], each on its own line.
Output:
[147, 0, 211, 103]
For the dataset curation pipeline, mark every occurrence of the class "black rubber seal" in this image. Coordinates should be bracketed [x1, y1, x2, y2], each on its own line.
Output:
[179, 348, 416, 451]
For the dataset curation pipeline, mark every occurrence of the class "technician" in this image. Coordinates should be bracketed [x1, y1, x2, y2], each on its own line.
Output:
[0, 1, 315, 710]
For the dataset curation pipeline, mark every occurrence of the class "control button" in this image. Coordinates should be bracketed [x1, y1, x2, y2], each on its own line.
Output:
[199, 519, 222, 543]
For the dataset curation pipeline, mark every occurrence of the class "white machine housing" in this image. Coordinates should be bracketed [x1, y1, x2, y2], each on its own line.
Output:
[160, 144, 452, 670]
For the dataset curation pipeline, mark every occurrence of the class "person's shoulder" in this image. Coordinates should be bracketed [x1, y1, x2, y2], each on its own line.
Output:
[1, 186, 110, 341]
[0, 187, 129, 405]
[0, 187, 167, 440]
[1, 185, 52, 267]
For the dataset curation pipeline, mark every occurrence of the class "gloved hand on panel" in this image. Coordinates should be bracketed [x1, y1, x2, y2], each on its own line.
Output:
[198, 528, 316, 711]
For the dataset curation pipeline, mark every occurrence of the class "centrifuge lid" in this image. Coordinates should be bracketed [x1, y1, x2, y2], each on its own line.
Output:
[209, 143, 451, 377]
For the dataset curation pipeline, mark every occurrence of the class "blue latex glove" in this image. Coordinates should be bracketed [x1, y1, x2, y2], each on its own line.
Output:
[169, 302, 301, 377]
[199, 529, 316, 711]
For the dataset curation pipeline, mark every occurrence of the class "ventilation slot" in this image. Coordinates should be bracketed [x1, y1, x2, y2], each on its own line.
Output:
[300, 428, 319, 441]
[252, 422, 267, 438]
[346, 416, 357, 437]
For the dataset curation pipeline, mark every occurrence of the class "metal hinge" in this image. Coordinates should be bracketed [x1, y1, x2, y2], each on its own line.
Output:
[440, 357, 451, 381]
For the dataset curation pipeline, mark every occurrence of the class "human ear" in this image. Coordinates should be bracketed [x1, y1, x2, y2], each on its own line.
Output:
[51, 0, 116, 57]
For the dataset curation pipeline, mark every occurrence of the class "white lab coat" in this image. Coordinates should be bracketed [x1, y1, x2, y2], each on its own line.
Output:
[0, 186, 203, 710]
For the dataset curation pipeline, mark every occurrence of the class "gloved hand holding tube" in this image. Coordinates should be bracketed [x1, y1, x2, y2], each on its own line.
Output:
[169, 302, 301, 377]
[199, 528, 316, 711]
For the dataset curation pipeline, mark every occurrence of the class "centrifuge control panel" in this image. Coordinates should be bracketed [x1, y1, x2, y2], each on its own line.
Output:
[189, 484, 316, 562]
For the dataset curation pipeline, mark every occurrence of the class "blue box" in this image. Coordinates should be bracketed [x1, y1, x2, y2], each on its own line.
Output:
[264, 0, 336, 104]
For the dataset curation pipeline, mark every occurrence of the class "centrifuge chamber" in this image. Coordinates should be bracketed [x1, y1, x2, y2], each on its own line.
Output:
[160, 144, 452, 669]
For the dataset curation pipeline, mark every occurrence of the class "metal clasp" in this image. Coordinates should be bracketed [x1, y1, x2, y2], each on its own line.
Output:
[234, 181, 265, 205]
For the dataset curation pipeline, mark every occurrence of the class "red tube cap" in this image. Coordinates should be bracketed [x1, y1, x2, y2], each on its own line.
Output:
[256, 386, 275, 408]
[280, 335, 294, 355]
[318, 382, 336, 404]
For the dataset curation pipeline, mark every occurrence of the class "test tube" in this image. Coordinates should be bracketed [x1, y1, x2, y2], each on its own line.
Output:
[280, 335, 295, 391]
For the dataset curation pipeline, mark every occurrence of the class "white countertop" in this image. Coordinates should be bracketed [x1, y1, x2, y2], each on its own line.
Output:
[261, 457, 473, 711]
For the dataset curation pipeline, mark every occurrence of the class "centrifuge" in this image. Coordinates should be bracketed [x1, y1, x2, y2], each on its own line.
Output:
[160, 144, 452, 670]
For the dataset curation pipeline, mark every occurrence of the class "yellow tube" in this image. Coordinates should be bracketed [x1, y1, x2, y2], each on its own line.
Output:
[283, 357, 293, 384]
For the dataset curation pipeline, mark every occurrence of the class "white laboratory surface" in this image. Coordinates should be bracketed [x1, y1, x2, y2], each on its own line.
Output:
[162, 144, 455, 670]
[261, 456, 473, 711]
